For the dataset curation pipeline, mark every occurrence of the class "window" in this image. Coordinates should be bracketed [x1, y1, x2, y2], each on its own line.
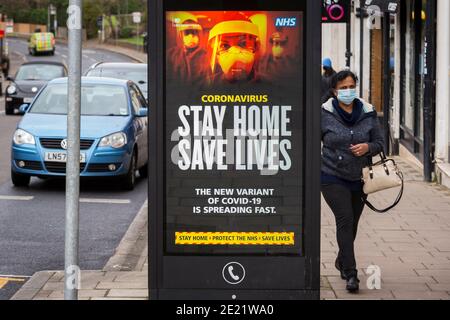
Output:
[129, 86, 142, 115]
[16, 64, 65, 81]
[30, 84, 129, 116]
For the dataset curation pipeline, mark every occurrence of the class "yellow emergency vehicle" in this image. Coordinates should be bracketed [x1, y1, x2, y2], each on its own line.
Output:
[28, 32, 55, 56]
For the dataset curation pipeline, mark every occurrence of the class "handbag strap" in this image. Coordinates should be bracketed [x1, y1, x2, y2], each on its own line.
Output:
[368, 151, 387, 166]
[363, 171, 404, 214]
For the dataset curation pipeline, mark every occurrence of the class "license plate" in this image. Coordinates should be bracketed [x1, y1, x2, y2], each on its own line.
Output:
[44, 152, 86, 163]
[23, 98, 33, 103]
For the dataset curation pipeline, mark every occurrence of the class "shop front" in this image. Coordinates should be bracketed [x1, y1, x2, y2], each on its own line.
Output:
[398, 0, 436, 178]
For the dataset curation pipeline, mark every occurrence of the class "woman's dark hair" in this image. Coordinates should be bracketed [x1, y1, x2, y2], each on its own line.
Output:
[323, 66, 336, 77]
[330, 70, 358, 89]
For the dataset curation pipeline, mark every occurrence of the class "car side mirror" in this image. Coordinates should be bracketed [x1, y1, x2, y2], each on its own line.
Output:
[137, 107, 148, 117]
[19, 104, 30, 115]
[6, 76, 14, 81]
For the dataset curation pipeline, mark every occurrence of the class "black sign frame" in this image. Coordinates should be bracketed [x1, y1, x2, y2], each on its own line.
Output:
[148, 0, 322, 300]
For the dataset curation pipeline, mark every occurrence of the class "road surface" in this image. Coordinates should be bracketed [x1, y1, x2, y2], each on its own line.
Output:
[0, 38, 148, 300]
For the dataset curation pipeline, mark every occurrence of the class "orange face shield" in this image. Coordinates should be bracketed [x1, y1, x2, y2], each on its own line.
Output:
[215, 34, 258, 81]
[208, 19, 261, 81]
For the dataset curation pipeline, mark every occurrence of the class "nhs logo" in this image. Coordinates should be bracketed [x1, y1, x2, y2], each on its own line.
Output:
[275, 17, 297, 27]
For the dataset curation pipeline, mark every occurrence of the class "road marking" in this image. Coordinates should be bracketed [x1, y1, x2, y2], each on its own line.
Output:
[79, 198, 131, 204]
[0, 195, 34, 201]
[0, 277, 26, 289]
[14, 51, 27, 62]
[0, 274, 31, 278]
[61, 54, 68, 59]
[0, 196, 131, 204]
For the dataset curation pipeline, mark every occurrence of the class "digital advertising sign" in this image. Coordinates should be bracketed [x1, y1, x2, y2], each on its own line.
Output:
[149, 0, 321, 300]
[165, 10, 304, 256]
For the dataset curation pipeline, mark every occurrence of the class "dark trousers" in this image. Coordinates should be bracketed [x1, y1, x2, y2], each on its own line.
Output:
[321, 184, 367, 278]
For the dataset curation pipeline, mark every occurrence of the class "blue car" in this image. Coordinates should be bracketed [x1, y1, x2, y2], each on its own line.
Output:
[11, 77, 148, 190]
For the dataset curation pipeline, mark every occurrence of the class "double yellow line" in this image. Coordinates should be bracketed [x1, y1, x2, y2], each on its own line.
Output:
[0, 277, 26, 289]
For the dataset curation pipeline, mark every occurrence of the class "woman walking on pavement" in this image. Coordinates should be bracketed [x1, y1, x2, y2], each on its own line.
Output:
[321, 70, 384, 293]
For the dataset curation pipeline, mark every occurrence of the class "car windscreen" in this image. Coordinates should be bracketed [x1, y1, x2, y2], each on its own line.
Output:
[16, 64, 65, 81]
[29, 84, 129, 116]
[87, 67, 147, 96]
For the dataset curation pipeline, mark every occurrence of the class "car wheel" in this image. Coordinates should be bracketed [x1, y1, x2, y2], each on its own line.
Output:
[138, 163, 148, 178]
[121, 151, 137, 191]
[11, 170, 31, 187]
[5, 103, 14, 115]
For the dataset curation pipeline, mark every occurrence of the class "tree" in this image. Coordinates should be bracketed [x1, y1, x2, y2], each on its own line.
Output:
[0, 0, 68, 25]
[0, 0, 146, 39]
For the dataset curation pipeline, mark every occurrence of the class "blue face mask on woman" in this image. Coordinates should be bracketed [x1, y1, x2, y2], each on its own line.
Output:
[337, 89, 357, 105]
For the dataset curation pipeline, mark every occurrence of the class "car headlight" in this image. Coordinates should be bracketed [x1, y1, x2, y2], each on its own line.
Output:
[13, 129, 35, 145]
[7, 85, 17, 95]
[99, 132, 127, 149]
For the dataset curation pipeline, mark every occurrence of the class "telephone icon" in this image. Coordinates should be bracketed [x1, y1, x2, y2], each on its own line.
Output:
[222, 262, 245, 285]
[228, 266, 240, 281]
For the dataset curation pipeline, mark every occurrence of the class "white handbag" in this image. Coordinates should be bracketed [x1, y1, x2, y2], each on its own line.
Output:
[362, 152, 404, 213]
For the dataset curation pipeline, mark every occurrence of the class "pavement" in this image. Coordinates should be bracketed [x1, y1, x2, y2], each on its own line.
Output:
[321, 157, 450, 300]
[10, 154, 450, 300]
[83, 39, 147, 64]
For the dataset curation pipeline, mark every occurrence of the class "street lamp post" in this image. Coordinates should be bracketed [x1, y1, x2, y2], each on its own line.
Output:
[132, 12, 142, 52]
[383, 11, 391, 155]
[359, 0, 364, 98]
[423, 0, 437, 181]
[65, 0, 82, 300]
[48, 4, 57, 34]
